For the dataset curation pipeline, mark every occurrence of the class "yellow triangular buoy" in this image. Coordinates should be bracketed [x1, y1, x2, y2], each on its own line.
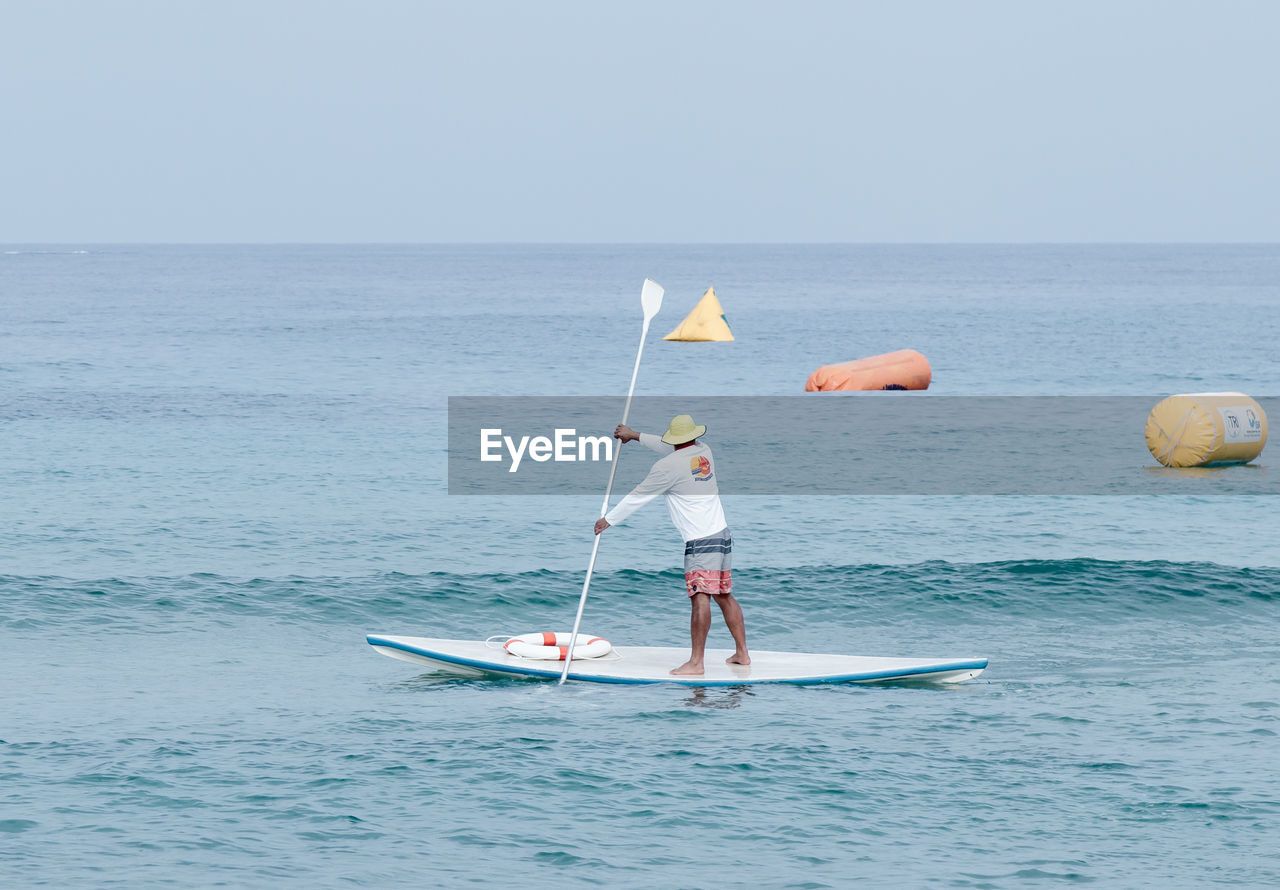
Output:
[662, 286, 735, 342]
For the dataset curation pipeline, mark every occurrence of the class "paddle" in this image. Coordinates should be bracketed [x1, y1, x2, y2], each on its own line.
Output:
[559, 278, 664, 685]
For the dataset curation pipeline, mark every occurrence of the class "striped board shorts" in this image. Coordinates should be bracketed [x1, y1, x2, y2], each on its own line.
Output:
[684, 527, 732, 596]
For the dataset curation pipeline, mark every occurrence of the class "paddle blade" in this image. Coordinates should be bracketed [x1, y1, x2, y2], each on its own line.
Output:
[641, 278, 664, 323]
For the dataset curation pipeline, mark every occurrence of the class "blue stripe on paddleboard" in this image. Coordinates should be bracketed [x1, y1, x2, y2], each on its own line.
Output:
[365, 635, 988, 687]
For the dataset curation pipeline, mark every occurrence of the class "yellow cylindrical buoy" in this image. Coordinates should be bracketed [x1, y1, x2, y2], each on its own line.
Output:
[805, 349, 932, 392]
[1145, 392, 1268, 467]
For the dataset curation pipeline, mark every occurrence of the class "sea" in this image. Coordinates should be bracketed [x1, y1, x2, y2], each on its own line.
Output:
[2, 244, 1278, 888]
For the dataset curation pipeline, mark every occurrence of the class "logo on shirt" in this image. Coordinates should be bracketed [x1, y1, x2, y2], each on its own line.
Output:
[690, 455, 713, 481]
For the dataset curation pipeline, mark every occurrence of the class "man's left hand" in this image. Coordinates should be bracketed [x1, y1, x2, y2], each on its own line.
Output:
[594, 518, 610, 535]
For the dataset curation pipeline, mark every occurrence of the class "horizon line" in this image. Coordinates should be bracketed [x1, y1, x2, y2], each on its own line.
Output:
[4, 240, 1279, 247]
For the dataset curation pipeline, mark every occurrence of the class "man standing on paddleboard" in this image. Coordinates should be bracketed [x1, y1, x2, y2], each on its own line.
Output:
[593, 414, 750, 676]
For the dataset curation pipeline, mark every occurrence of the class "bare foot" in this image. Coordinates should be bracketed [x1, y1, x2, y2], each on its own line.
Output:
[726, 652, 751, 666]
[670, 660, 705, 676]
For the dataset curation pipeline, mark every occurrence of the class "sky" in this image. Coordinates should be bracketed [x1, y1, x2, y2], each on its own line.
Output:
[2, 1, 1277, 243]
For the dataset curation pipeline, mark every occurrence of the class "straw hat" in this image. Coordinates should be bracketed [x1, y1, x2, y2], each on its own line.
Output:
[660, 414, 707, 445]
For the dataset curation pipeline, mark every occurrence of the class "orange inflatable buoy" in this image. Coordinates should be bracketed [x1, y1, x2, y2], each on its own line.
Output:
[805, 349, 932, 392]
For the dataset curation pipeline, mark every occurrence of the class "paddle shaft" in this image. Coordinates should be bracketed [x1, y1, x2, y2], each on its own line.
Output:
[558, 317, 651, 684]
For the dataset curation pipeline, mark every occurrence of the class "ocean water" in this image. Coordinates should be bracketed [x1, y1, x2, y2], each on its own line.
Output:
[2, 245, 1279, 887]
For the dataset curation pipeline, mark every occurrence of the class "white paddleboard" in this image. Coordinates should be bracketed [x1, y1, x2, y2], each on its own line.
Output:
[366, 634, 988, 686]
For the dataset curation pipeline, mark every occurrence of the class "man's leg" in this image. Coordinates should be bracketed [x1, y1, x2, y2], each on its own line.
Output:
[713, 593, 750, 665]
[671, 592, 711, 675]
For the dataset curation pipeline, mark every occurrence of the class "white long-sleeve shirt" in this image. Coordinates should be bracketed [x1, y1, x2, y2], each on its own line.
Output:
[604, 433, 728, 542]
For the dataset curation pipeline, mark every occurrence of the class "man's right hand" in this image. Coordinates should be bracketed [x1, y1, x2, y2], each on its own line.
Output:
[614, 424, 639, 442]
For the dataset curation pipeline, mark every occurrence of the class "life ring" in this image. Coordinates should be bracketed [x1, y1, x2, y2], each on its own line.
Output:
[504, 632, 612, 661]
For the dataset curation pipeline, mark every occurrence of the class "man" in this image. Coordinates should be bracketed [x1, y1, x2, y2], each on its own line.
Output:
[593, 414, 750, 676]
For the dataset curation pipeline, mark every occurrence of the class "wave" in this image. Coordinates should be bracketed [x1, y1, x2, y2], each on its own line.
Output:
[2, 249, 89, 255]
[2, 559, 1275, 631]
